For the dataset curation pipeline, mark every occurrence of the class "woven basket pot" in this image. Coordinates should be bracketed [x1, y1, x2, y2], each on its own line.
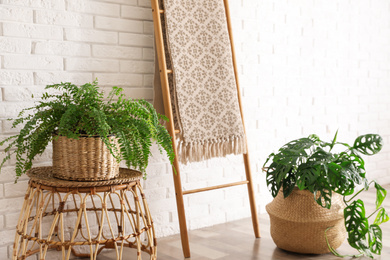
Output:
[52, 135, 120, 181]
[266, 188, 346, 254]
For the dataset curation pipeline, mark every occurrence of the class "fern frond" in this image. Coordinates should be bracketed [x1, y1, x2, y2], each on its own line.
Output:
[0, 81, 175, 181]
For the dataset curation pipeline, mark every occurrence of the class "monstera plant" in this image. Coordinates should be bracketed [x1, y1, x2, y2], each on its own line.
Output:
[263, 131, 388, 258]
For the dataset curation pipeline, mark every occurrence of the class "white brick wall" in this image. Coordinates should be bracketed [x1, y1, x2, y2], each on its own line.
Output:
[0, 0, 390, 259]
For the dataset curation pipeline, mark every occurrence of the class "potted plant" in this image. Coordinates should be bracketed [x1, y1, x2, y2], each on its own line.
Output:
[262, 131, 388, 258]
[0, 80, 174, 181]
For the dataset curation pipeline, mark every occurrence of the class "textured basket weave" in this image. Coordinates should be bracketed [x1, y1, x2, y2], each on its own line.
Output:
[52, 135, 120, 181]
[266, 188, 346, 254]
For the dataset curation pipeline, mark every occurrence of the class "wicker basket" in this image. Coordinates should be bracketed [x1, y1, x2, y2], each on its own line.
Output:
[266, 188, 346, 254]
[52, 135, 120, 181]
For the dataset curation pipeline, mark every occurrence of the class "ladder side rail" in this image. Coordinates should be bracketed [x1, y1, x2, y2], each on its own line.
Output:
[151, 0, 191, 257]
[223, 0, 261, 238]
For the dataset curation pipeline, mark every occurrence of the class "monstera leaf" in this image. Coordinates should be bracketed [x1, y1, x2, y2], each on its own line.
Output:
[307, 147, 333, 164]
[296, 163, 321, 190]
[344, 200, 369, 251]
[368, 224, 382, 255]
[374, 208, 389, 225]
[353, 134, 383, 155]
[266, 162, 292, 198]
[281, 172, 296, 198]
[265, 169, 281, 198]
[314, 188, 332, 209]
[326, 162, 355, 196]
[374, 182, 387, 210]
[271, 137, 316, 167]
[341, 182, 388, 258]
[355, 240, 373, 258]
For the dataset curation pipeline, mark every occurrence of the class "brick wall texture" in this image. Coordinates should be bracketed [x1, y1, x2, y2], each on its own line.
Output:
[1, 0, 390, 258]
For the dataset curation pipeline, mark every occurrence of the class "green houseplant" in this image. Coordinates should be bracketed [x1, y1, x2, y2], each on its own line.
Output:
[263, 132, 388, 258]
[0, 80, 174, 181]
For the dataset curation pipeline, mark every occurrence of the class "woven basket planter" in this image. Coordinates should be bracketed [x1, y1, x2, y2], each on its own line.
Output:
[266, 188, 346, 254]
[52, 135, 120, 181]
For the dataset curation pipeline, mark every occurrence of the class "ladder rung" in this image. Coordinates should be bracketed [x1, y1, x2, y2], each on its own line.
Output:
[174, 129, 180, 134]
[161, 69, 173, 74]
[159, 10, 165, 13]
[182, 181, 249, 195]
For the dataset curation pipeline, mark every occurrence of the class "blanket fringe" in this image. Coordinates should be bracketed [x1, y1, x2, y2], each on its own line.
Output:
[178, 135, 247, 164]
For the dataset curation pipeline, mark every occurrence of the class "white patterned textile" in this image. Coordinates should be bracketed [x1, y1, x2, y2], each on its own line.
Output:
[154, 0, 246, 163]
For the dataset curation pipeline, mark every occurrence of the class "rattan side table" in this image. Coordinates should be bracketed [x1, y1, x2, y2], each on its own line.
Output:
[13, 167, 157, 260]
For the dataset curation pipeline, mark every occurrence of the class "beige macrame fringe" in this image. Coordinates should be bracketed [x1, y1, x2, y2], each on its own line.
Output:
[178, 135, 247, 164]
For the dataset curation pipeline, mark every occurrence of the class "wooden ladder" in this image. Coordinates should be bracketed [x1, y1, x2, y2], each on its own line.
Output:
[151, 0, 261, 257]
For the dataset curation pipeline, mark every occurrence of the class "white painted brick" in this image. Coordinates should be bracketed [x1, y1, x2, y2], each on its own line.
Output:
[34, 72, 92, 85]
[144, 163, 169, 178]
[147, 197, 177, 214]
[92, 45, 142, 59]
[143, 21, 154, 35]
[64, 28, 117, 44]
[0, 37, 31, 54]
[0, 166, 24, 183]
[224, 185, 247, 201]
[120, 60, 153, 74]
[0, 6, 33, 23]
[137, 0, 151, 8]
[3, 55, 63, 70]
[144, 187, 168, 201]
[150, 210, 170, 229]
[0, 184, 3, 199]
[140, 174, 173, 190]
[142, 48, 154, 61]
[143, 75, 153, 88]
[35, 9, 93, 28]
[65, 58, 119, 72]
[99, 0, 137, 4]
[95, 73, 143, 87]
[0, 197, 25, 214]
[34, 41, 91, 57]
[119, 33, 153, 47]
[3, 23, 63, 40]
[67, 0, 120, 17]
[101, 86, 153, 100]
[121, 6, 152, 20]
[0, 246, 7, 260]
[4, 181, 28, 198]
[0, 216, 3, 234]
[186, 204, 209, 219]
[2, 0, 65, 10]
[95, 16, 143, 33]
[186, 167, 224, 185]
[188, 211, 225, 230]
[225, 202, 249, 222]
[4, 212, 19, 229]
[2, 119, 24, 133]
[0, 71, 33, 86]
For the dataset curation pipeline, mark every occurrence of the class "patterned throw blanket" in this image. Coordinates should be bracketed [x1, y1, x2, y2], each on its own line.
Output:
[154, 0, 247, 163]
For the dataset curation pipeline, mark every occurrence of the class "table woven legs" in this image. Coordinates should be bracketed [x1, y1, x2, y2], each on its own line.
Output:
[13, 180, 156, 260]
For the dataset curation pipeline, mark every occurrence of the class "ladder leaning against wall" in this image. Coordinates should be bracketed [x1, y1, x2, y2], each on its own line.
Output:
[150, 0, 261, 257]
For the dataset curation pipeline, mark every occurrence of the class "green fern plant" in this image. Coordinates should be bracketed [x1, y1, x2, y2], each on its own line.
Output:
[0, 80, 174, 180]
[263, 131, 388, 258]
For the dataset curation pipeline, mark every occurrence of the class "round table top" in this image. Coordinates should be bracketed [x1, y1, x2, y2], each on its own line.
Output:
[27, 166, 142, 188]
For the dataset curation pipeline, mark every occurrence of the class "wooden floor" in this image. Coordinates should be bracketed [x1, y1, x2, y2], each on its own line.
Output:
[97, 185, 390, 260]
